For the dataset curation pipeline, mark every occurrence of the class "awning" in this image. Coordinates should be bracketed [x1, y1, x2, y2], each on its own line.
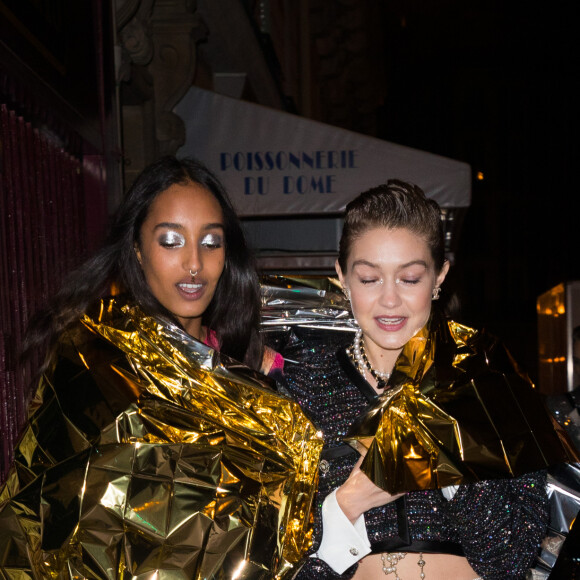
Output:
[175, 87, 471, 217]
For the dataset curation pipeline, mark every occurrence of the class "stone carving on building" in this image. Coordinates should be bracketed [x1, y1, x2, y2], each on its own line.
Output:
[116, 0, 205, 184]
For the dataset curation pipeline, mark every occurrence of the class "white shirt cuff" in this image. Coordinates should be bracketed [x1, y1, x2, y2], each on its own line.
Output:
[313, 488, 372, 574]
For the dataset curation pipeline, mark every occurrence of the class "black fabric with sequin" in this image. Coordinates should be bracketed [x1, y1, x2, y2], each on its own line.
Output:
[281, 330, 549, 580]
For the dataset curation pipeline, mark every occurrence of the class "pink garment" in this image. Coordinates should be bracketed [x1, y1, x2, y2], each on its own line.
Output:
[204, 328, 221, 351]
[270, 351, 285, 371]
[203, 329, 284, 374]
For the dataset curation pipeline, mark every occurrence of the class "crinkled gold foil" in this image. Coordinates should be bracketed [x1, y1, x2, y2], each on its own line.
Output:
[0, 298, 323, 579]
[348, 312, 580, 494]
[260, 276, 579, 495]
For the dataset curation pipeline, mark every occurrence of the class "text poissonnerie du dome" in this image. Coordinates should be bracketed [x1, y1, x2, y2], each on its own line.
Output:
[220, 150, 358, 172]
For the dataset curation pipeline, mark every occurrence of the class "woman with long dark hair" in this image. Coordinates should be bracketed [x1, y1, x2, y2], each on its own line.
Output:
[23, 155, 272, 373]
[0, 156, 318, 578]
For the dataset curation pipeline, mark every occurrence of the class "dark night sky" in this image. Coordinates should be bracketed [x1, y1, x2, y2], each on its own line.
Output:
[374, 0, 580, 378]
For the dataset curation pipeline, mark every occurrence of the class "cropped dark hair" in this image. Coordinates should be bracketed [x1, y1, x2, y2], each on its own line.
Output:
[338, 179, 446, 273]
[23, 156, 264, 374]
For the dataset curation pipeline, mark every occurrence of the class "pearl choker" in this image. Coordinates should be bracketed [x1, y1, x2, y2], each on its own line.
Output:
[350, 328, 391, 389]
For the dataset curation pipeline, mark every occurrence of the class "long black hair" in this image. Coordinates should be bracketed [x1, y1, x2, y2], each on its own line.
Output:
[22, 156, 264, 374]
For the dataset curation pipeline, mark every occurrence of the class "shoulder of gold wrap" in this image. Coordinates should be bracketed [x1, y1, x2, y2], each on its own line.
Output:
[446, 319, 478, 346]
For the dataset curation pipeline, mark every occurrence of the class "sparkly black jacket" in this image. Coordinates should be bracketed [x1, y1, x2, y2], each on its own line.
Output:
[282, 331, 549, 580]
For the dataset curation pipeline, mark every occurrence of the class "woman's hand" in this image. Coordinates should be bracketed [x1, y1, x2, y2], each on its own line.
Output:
[335, 454, 404, 523]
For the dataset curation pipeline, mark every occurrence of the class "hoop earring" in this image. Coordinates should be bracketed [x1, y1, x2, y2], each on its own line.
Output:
[432, 287, 441, 300]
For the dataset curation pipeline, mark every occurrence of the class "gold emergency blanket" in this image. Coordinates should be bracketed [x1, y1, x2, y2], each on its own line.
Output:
[348, 312, 580, 494]
[0, 298, 323, 579]
[261, 275, 579, 495]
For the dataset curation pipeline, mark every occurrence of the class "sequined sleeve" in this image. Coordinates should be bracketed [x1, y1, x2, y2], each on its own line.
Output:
[282, 336, 368, 580]
[446, 470, 549, 579]
[297, 557, 357, 579]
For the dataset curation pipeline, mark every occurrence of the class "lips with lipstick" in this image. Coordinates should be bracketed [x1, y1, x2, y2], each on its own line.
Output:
[375, 316, 407, 331]
[177, 280, 204, 299]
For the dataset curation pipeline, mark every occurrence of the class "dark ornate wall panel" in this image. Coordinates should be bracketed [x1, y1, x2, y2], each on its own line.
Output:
[250, 0, 388, 136]
[0, 1, 115, 481]
[0, 104, 94, 479]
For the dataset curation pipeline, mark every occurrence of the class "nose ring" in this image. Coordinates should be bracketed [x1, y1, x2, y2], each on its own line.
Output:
[189, 269, 198, 278]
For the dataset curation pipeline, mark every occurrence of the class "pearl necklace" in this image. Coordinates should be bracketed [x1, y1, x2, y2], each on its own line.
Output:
[351, 328, 391, 389]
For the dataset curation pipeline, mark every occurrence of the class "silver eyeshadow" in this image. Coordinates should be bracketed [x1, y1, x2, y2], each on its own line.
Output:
[201, 233, 223, 248]
[159, 231, 185, 248]
[158, 231, 223, 249]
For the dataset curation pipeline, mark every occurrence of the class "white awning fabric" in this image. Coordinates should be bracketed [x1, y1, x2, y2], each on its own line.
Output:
[175, 86, 471, 217]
